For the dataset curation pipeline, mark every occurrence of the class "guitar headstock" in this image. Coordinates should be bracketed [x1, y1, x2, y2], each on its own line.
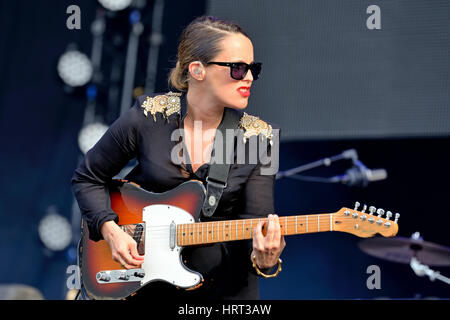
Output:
[333, 202, 399, 238]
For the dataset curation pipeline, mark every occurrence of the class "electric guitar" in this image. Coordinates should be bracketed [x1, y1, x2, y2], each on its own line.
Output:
[78, 179, 399, 300]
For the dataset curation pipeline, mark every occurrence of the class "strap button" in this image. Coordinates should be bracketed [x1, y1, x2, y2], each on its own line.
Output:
[208, 195, 216, 206]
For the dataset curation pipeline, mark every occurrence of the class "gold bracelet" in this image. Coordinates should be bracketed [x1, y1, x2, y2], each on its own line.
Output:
[252, 256, 283, 278]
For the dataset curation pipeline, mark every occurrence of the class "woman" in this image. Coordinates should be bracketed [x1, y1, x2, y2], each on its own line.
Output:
[72, 16, 285, 300]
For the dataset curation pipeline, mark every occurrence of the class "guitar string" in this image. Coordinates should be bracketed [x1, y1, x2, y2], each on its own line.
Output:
[122, 220, 394, 245]
[124, 215, 391, 231]
[120, 214, 390, 230]
[123, 218, 394, 240]
[123, 217, 392, 234]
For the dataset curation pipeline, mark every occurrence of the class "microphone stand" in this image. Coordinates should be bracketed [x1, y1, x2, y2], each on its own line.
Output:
[276, 149, 386, 187]
[275, 149, 358, 183]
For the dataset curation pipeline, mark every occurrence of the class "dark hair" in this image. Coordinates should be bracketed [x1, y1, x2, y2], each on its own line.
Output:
[168, 16, 249, 91]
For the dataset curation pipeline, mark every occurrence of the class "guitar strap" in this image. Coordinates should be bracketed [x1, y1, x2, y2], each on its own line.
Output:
[202, 107, 241, 218]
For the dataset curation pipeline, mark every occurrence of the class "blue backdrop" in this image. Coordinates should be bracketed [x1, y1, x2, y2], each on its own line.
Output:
[0, 0, 448, 300]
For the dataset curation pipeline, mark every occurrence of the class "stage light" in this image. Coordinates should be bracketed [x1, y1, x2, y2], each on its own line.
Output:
[78, 122, 109, 154]
[98, 0, 133, 11]
[57, 50, 93, 87]
[38, 209, 72, 252]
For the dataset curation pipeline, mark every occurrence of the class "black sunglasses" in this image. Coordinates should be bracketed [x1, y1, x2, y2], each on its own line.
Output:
[207, 61, 262, 81]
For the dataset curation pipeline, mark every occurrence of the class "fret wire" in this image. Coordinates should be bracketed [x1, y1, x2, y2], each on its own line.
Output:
[318, 215, 320, 232]
[230, 220, 232, 240]
[285, 216, 287, 235]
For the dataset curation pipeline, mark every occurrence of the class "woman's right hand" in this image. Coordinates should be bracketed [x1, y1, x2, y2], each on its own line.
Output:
[100, 220, 145, 269]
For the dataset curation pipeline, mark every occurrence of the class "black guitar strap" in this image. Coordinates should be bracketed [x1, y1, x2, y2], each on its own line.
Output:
[202, 108, 241, 218]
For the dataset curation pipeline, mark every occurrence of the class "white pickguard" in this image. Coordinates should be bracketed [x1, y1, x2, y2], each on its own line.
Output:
[140, 204, 202, 288]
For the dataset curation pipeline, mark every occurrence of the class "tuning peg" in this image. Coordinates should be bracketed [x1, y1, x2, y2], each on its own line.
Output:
[377, 209, 385, 217]
[368, 206, 376, 215]
[354, 202, 360, 211]
[386, 211, 392, 220]
[361, 204, 367, 213]
[394, 213, 400, 223]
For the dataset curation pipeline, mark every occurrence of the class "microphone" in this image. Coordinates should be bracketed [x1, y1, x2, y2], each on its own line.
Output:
[332, 160, 388, 187]
[341, 149, 359, 162]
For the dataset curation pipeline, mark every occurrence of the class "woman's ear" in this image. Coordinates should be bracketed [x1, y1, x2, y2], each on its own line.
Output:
[188, 61, 205, 80]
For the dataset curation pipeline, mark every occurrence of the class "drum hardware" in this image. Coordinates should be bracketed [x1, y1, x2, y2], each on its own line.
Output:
[359, 231, 450, 286]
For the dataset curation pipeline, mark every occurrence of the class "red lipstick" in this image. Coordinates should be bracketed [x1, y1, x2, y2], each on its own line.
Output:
[237, 86, 250, 97]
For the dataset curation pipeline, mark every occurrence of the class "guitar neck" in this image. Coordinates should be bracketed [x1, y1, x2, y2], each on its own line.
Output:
[177, 214, 334, 246]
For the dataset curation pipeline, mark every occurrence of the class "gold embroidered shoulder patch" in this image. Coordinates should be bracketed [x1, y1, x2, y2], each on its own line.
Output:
[140, 91, 181, 121]
[239, 112, 273, 145]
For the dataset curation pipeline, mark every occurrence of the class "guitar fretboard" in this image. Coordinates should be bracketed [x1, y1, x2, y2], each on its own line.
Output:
[177, 214, 334, 246]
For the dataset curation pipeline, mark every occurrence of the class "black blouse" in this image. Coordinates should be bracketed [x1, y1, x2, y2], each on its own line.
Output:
[71, 92, 279, 300]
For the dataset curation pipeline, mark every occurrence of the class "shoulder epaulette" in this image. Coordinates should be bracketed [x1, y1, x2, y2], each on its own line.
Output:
[239, 112, 273, 145]
[140, 91, 182, 121]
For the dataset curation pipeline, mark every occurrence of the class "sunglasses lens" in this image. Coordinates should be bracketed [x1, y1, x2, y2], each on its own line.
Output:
[231, 64, 248, 80]
[230, 63, 262, 80]
[250, 63, 262, 80]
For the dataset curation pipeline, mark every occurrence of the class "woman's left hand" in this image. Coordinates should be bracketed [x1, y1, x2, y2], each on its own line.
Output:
[251, 214, 286, 269]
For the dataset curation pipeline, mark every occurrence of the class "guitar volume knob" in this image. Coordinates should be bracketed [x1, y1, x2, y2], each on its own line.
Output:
[96, 272, 111, 282]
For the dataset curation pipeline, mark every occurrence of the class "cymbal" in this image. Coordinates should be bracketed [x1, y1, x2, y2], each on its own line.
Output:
[358, 236, 450, 266]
